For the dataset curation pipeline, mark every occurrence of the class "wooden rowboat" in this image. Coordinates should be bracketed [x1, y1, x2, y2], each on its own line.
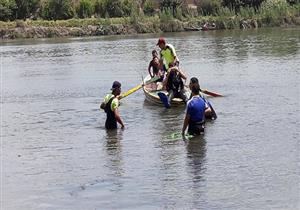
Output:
[142, 75, 190, 107]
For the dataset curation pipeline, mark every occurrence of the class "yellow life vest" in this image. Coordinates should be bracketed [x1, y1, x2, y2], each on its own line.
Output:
[161, 44, 177, 69]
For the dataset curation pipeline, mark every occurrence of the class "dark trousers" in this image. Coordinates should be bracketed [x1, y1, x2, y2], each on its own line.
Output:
[188, 121, 205, 135]
[168, 89, 188, 104]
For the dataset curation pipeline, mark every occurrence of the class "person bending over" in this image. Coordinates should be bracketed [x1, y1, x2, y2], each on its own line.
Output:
[163, 65, 188, 107]
[182, 83, 211, 135]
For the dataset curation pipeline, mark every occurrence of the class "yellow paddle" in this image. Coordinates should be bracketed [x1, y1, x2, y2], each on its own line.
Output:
[120, 76, 160, 99]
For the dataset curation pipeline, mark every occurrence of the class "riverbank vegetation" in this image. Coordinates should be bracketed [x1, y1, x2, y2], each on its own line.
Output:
[0, 0, 299, 39]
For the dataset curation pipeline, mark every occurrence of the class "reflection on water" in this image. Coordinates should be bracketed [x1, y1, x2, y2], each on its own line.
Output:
[186, 136, 207, 182]
[185, 136, 207, 207]
[2, 27, 299, 210]
[104, 129, 124, 177]
[104, 129, 124, 190]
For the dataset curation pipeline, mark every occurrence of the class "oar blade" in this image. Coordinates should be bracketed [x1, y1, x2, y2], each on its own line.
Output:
[202, 89, 223, 97]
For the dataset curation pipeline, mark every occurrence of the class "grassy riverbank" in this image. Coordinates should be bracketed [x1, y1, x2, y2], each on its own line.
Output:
[1, 3, 299, 39]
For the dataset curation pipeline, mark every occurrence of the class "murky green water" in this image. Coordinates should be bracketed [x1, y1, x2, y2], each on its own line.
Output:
[1, 27, 299, 209]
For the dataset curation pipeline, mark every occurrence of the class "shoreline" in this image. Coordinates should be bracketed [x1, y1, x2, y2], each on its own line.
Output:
[1, 16, 300, 40]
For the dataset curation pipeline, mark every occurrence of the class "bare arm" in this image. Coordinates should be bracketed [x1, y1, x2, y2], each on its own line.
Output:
[177, 68, 187, 80]
[148, 61, 153, 77]
[205, 105, 212, 115]
[162, 70, 170, 88]
[114, 108, 125, 129]
[116, 94, 122, 100]
[173, 56, 179, 66]
[182, 114, 190, 135]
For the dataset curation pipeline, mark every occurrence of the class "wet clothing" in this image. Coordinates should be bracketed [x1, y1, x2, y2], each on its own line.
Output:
[166, 70, 187, 104]
[103, 94, 119, 129]
[188, 121, 205, 135]
[160, 44, 178, 71]
[167, 89, 188, 105]
[186, 95, 208, 135]
[188, 92, 216, 120]
[166, 70, 184, 92]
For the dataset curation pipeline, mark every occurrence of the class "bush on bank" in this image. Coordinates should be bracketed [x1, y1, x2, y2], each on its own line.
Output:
[0, 0, 299, 39]
[0, 0, 299, 21]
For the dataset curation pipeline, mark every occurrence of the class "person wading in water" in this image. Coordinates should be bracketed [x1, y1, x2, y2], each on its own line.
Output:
[182, 82, 211, 136]
[188, 77, 217, 120]
[100, 81, 125, 129]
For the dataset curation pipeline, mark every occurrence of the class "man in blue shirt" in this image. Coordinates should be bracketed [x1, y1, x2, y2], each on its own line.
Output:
[188, 77, 217, 120]
[182, 82, 211, 135]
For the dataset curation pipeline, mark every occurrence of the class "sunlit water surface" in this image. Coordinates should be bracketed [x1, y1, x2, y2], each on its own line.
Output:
[1, 27, 299, 209]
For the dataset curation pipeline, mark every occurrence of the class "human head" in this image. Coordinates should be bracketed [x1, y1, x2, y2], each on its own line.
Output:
[168, 62, 175, 68]
[189, 77, 200, 90]
[152, 49, 158, 58]
[156, 37, 166, 49]
[191, 83, 200, 95]
[111, 81, 121, 95]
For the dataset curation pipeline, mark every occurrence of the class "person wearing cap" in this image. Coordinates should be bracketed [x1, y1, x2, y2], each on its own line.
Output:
[156, 37, 179, 73]
[182, 81, 211, 136]
[100, 81, 125, 129]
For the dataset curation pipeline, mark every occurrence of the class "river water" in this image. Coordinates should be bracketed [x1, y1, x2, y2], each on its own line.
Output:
[1, 27, 299, 210]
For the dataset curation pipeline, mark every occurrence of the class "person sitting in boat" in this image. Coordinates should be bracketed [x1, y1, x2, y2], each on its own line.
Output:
[163, 64, 188, 107]
[156, 37, 179, 73]
[182, 83, 211, 136]
[100, 81, 125, 129]
[148, 49, 163, 82]
[188, 77, 217, 120]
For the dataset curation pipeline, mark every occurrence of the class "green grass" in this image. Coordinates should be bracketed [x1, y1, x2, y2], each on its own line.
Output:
[0, 3, 299, 31]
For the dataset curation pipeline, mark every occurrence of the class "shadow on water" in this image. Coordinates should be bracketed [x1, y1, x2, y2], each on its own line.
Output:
[184, 135, 207, 207]
[185, 135, 207, 181]
[105, 129, 123, 145]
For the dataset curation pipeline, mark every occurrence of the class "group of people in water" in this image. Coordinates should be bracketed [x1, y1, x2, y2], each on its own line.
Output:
[101, 37, 216, 136]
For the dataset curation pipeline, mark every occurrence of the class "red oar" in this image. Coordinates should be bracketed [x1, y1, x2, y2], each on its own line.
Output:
[201, 89, 223, 97]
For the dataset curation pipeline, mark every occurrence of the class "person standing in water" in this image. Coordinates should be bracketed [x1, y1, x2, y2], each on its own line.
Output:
[188, 77, 217, 120]
[100, 81, 125, 129]
[182, 82, 211, 135]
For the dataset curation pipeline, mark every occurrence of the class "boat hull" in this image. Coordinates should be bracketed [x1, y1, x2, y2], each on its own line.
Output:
[142, 75, 189, 107]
